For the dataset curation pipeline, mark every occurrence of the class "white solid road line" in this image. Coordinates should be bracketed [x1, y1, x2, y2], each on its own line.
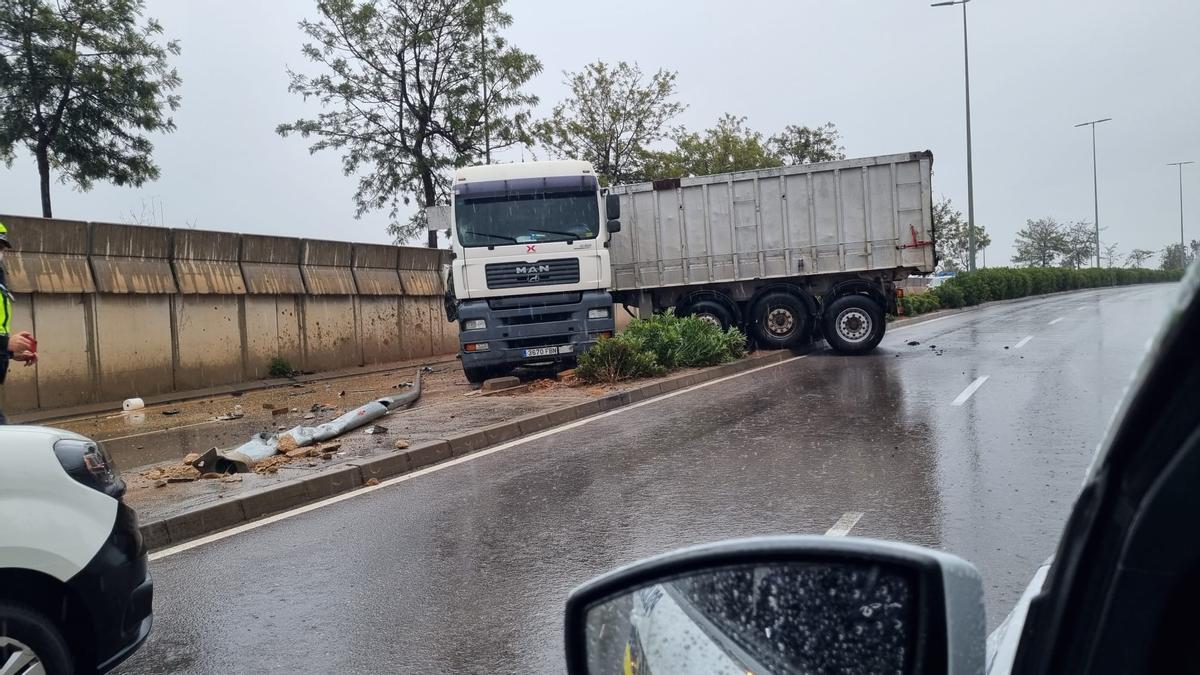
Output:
[1014, 336, 1033, 350]
[825, 512, 864, 537]
[952, 376, 990, 406]
[151, 353, 810, 560]
[1048, 317, 1064, 325]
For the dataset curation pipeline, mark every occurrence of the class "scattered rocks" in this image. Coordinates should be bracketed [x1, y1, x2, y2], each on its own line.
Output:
[154, 480, 167, 488]
[220, 474, 243, 483]
[285, 447, 310, 459]
[303, 413, 316, 419]
[167, 475, 197, 483]
[394, 439, 410, 449]
[183, 452, 201, 466]
[906, 340, 920, 346]
[365, 478, 380, 487]
[199, 472, 224, 480]
[276, 435, 300, 452]
[363, 425, 388, 435]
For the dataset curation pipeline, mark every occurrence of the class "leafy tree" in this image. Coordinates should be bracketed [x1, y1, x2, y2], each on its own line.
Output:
[1190, 239, 1200, 262]
[278, 0, 541, 246]
[768, 122, 845, 165]
[1126, 248, 1154, 268]
[0, 0, 181, 217]
[1160, 242, 1188, 270]
[640, 114, 781, 179]
[1012, 217, 1067, 268]
[532, 61, 684, 186]
[1101, 242, 1121, 268]
[1060, 220, 1097, 269]
[931, 197, 991, 271]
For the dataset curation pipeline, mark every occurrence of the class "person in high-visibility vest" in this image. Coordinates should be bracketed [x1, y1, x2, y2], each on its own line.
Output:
[0, 220, 38, 425]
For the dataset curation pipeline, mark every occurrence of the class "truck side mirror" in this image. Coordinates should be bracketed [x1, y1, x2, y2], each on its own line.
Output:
[564, 536, 985, 675]
[425, 204, 451, 232]
[605, 193, 621, 221]
[606, 219, 621, 234]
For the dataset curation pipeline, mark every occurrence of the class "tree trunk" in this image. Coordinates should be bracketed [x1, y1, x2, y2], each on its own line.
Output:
[421, 169, 438, 249]
[36, 144, 52, 217]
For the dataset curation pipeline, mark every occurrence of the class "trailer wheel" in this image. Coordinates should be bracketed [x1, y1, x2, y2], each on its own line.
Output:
[822, 295, 885, 354]
[679, 298, 736, 330]
[749, 291, 809, 349]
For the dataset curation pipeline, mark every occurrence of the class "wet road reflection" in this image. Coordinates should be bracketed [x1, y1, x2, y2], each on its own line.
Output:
[116, 284, 1178, 674]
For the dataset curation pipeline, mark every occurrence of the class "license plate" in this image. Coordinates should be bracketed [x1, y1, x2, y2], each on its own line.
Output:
[524, 345, 572, 358]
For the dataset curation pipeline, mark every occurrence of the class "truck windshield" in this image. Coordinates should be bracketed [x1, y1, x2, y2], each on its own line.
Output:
[454, 175, 599, 248]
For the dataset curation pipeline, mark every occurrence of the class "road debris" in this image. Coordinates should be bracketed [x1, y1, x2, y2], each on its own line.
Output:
[394, 439, 410, 449]
[363, 425, 388, 435]
[162, 409, 180, 416]
[191, 370, 423, 473]
[906, 340, 920, 346]
[365, 478, 380, 486]
[183, 452, 201, 466]
[221, 474, 243, 483]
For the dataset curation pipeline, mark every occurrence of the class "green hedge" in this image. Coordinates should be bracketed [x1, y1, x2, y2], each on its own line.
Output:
[577, 311, 747, 383]
[899, 267, 1183, 318]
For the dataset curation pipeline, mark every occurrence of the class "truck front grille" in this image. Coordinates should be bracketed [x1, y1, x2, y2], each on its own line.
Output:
[485, 258, 580, 289]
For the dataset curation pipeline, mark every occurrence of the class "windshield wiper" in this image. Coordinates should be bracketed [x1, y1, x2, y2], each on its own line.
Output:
[529, 228, 584, 239]
[466, 232, 519, 243]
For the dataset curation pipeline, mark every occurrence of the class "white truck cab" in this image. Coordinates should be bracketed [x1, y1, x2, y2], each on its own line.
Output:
[442, 160, 621, 383]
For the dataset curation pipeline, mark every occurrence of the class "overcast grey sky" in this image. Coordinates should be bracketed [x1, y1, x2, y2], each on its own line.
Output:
[2, 0, 1198, 264]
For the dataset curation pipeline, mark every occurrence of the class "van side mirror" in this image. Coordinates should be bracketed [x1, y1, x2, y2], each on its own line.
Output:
[564, 536, 985, 675]
[605, 193, 621, 221]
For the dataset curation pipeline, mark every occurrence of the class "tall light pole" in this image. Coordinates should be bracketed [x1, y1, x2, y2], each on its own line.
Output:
[1168, 161, 1193, 268]
[932, 0, 977, 271]
[1074, 117, 1111, 267]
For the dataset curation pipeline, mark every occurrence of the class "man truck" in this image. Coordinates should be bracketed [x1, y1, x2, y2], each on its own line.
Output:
[435, 151, 937, 383]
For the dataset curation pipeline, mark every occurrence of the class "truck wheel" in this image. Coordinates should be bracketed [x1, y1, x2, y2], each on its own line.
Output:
[463, 366, 495, 385]
[822, 295, 885, 354]
[679, 298, 735, 330]
[0, 602, 74, 675]
[749, 291, 809, 349]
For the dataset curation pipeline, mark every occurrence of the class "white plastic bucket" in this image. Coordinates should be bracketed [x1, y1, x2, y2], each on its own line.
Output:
[122, 397, 145, 412]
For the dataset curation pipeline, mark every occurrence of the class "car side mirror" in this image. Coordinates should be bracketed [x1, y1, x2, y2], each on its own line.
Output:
[564, 536, 985, 675]
[606, 219, 621, 234]
[605, 193, 621, 220]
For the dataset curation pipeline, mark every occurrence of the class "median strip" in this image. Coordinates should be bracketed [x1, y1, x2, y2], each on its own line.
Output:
[138, 348, 807, 552]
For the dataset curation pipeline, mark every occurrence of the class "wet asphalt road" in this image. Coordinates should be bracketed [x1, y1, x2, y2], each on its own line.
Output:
[116, 284, 1178, 675]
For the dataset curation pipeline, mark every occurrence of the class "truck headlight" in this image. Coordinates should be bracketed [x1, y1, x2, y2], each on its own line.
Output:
[54, 438, 125, 498]
[463, 319, 486, 331]
[588, 308, 611, 320]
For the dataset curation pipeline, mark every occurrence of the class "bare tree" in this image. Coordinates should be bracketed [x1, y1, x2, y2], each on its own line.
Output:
[1101, 242, 1121, 268]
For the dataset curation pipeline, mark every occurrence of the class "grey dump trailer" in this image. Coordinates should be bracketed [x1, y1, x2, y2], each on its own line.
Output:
[608, 151, 937, 353]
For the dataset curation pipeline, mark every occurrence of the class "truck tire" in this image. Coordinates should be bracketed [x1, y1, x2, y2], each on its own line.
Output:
[679, 298, 735, 330]
[822, 295, 885, 354]
[463, 366, 497, 385]
[0, 601, 74, 675]
[749, 291, 809, 349]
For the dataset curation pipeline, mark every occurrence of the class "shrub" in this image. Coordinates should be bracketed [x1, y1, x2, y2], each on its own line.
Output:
[576, 312, 748, 383]
[575, 336, 663, 383]
[268, 357, 294, 378]
[930, 266, 1181, 310]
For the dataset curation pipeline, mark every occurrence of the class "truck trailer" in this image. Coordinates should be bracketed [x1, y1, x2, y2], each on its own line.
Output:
[436, 151, 936, 383]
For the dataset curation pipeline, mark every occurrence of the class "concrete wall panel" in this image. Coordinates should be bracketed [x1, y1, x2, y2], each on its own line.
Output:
[358, 297, 402, 364]
[241, 263, 306, 294]
[300, 266, 357, 295]
[89, 222, 177, 294]
[0, 293, 40, 413]
[174, 296, 244, 390]
[400, 297, 433, 359]
[93, 295, 174, 401]
[301, 297, 358, 372]
[242, 296, 304, 379]
[30, 294, 95, 410]
[4, 252, 95, 294]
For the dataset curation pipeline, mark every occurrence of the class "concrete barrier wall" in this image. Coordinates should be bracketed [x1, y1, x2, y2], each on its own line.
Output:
[0, 214, 456, 414]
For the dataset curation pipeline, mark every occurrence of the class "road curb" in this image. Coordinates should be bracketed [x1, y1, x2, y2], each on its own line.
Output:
[138, 348, 801, 552]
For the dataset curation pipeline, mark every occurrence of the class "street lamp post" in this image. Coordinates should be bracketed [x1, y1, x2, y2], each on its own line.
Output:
[1168, 161, 1194, 268]
[1074, 118, 1111, 268]
[932, 0, 977, 271]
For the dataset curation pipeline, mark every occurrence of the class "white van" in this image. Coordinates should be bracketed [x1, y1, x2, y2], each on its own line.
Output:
[1, 426, 153, 674]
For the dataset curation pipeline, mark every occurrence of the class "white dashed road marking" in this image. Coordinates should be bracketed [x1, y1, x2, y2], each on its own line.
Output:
[952, 376, 990, 406]
[825, 512, 864, 537]
[1014, 336, 1033, 349]
[1048, 317, 1064, 325]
